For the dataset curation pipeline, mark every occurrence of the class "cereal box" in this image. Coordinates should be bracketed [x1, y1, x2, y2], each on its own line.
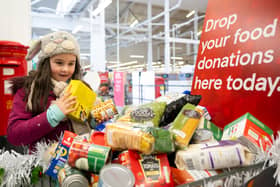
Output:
[66, 80, 96, 123]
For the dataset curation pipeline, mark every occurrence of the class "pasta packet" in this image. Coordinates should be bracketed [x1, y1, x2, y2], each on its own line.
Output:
[170, 103, 201, 148]
[105, 122, 155, 154]
[156, 93, 201, 127]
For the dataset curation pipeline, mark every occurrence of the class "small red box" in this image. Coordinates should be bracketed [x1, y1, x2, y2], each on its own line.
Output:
[119, 150, 174, 187]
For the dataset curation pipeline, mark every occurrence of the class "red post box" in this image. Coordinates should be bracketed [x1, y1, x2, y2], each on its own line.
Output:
[0, 41, 28, 136]
[155, 76, 165, 98]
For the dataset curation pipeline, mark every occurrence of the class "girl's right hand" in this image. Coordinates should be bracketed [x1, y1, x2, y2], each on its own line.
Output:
[54, 91, 77, 115]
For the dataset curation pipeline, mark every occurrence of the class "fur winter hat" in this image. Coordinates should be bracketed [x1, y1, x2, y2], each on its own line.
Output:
[26, 31, 80, 64]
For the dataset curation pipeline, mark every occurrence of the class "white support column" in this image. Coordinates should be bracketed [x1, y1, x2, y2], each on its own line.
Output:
[117, 0, 120, 70]
[90, 8, 106, 72]
[147, 0, 153, 71]
[193, 11, 198, 65]
[164, 0, 171, 73]
[0, 0, 31, 70]
[172, 25, 176, 72]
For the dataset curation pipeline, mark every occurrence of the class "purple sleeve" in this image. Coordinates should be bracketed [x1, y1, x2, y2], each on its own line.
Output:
[7, 89, 55, 146]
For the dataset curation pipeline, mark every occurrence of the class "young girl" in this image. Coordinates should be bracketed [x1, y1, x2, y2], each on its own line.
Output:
[7, 31, 83, 151]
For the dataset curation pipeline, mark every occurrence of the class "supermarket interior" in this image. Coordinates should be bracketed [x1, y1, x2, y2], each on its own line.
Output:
[0, 0, 279, 186]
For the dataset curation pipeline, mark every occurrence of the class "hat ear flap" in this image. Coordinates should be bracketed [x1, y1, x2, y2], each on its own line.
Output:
[26, 39, 41, 61]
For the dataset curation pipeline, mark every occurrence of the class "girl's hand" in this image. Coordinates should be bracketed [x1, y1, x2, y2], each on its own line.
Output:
[54, 91, 77, 115]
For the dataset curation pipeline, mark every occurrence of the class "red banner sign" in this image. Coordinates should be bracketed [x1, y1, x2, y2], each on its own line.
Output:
[191, 0, 280, 132]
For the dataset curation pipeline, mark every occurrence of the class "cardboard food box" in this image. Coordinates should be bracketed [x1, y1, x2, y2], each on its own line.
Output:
[222, 113, 273, 152]
[66, 80, 96, 123]
[119, 150, 174, 187]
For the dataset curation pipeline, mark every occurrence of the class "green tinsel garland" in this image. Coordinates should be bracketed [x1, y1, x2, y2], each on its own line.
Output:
[31, 166, 44, 185]
[0, 168, 4, 185]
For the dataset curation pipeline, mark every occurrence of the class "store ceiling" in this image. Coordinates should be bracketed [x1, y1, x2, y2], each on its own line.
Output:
[31, 0, 208, 71]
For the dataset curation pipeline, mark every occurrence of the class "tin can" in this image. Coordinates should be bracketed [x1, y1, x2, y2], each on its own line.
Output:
[58, 164, 89, 187]
[89, 131, 106, 146]
[68, 140, 112, 173]
[98, 164, 135, 187]
[118, 151, 131, 169]
[192, 129, 215, 144]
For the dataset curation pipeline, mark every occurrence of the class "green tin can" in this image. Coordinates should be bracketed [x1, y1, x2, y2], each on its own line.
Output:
[88, 144, 112, 173]
[68, 140, 112, 174]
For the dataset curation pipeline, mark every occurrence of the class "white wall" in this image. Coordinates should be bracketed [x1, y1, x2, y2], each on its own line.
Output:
[0, 0, 31, 45]
[0, 0, 31, 71]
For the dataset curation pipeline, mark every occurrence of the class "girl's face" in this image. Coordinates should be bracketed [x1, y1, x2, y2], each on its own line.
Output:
[50, 53, 76, 82]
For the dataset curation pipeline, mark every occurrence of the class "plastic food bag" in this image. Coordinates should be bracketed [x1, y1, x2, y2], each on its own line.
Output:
[146, 127, 175, 153]
[130, 102, 166, 127]
[170, 103, 201, 148]
[156, 93, 201, 127]
[105, 123, 155, 154]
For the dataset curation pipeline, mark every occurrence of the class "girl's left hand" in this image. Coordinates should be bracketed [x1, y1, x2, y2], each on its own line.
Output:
[54, 91, 77, 115]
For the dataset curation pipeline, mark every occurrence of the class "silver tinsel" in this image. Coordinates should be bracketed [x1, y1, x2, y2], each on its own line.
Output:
[0, 141, 53, 187]
[265, 131, 280, 185]
[0, 149, 36, 187]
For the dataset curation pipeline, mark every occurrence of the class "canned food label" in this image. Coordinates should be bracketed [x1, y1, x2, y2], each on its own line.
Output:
[139, 155, 160, 181]
[88, 144, 110, 173]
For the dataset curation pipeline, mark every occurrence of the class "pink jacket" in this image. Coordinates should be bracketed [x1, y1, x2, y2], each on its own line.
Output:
[7, 88, 70, 151]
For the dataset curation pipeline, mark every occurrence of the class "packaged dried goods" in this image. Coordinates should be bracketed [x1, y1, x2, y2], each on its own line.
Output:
[105, 123, 155, 154]
[130, 101, 166, 127]
[156, 93, 201, 127]
[146, 127, 175, 153]
[170, 103, 201, 148]
[175, 140, 255, 170]
[45, 131, 77, 179]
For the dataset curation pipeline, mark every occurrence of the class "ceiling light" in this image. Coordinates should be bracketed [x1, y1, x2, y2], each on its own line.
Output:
[56, 0, 76, 16]
[107, 61, 138, 68]
[92, 0, 112, 17]
[80, 53, 90, 56]
[178, 61, 185, 65]
[171, 56, 183, 60]
[186, 10, 195, 18]
[130, 55, 144, 59]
